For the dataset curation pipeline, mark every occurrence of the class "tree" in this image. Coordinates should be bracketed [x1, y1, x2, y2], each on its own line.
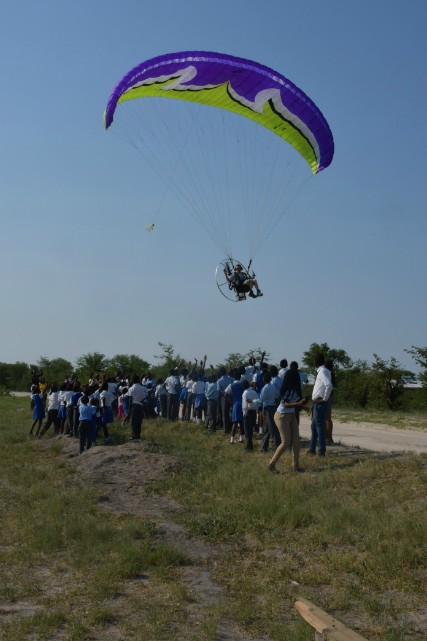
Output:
[0, 362, 31, 391]
[74, 352, 109, 379]
[302, 342, 352, 372]
[153, 342, 184, 380]
[37, 357, 73, 384]
[371, 354, 404, 410]
[223, 352, 245, 370]
[108, 354, 151, 378]
[405, 346, 427, 383]
[245, 348, 270, 365]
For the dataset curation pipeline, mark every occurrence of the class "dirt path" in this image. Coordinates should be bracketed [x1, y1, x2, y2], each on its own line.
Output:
[298, 414, 427, 454]
[59, 436, 266, 641]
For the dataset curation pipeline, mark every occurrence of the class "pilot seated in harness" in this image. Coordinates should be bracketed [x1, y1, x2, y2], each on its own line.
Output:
[224, 263, 263, 299]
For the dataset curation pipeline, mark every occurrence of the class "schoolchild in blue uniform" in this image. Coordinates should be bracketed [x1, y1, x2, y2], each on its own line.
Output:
[204, 374, 219, 432]
[78, 395, 97, 454]
[225, 373, 244, 444]
[119, 387, 130, 423]
[89, 397, 101, 444]
[259, 373, 280, 452]
[29, 386, 45, 436]
[57, 383, 68, 433]
[70, 383, 83, 438]
[217, 367, 234, 433]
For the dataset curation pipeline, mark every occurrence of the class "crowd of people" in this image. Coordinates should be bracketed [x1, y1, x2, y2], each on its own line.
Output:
[29, 354, 335, 471]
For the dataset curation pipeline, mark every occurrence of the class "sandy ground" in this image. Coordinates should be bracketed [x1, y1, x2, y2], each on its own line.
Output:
[298, 414, 427, 454]
[56, 436, 263, 641]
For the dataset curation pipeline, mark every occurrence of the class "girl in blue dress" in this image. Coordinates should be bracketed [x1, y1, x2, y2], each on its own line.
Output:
[29, 385, 45, 436]
[225, 372, 245, 444]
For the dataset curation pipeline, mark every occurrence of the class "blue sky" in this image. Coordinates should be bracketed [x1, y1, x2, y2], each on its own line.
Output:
[1, 0, 426, 372]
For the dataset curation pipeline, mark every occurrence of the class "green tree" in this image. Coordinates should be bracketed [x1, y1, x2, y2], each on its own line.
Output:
[336, 360, 371, 408]
[405, 346, 427, 383]
[371, 354, 404, 410]
[302, 342, 352, 372]
[37, 357, 73, 384]
[108, 354, 151, 378]
[222, 349, 270, 371]
[74, 352, 109, 380]
[223, 352, 245, 370]
[245, 348, 270, 365]
[153, 342, 184, 380]
[0, 362, 31, 391]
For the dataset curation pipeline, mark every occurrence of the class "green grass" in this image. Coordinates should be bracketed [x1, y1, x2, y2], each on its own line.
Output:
[0, 396, 426, 640]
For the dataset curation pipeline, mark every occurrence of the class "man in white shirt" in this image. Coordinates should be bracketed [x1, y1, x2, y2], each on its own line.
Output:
[242, 379, 261, 451]
[165, 369, 180, 421]
[127, 375, 148, 440]
[308, 354, 333, 456]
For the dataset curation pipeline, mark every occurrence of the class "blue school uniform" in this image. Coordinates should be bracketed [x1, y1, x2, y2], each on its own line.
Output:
[122, 395, 129, 417]
[229, 381, 243, 422]
[193, 393, 206, 410]
[58, 404, 67, 419]
[32, 393, 45, 421]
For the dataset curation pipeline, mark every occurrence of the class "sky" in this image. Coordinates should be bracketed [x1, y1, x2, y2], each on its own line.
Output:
[1, 0, 426, 373]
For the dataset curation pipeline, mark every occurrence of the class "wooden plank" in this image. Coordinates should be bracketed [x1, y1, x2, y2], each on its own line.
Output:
[295, 598, 369, 641]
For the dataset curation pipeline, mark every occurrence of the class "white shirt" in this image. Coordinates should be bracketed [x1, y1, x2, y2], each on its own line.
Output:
[127, 383, 148, 405]
[100, 390, 115, 407]
[64, 390, 74, 406]
[312, 365, 333, 402]
[165, 375, 179, 394]
[242, 388, 261, 416]
[278, 367, 289, 379]
[241, 366, 255, 383]
[47, 391, 60, 411]
[155, 384, 166, 398]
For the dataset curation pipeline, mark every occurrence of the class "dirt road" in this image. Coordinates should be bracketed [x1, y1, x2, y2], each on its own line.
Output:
[298, 414, 427, 454]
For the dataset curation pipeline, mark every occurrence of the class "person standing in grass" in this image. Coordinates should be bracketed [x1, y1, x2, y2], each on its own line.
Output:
[307, 354, 333, 457]
[99, 382, 114, 442]
[29, 385, 45, 436]
[38, 383, 61, 438]
[192, 375, 206, 424]
[57, 383, 68, 433]
[259, 372, 280, 453]
[225, 371, 245, 444]
[154, 380, 167, 418]
[184, 372, 196, 421]
[325, 358, 336, 445]
[127, 375, 148, 440]
[217, 367, 234, 433]
[268, 363, 307, 473]
[64, 382, 75, 435]
[70, 382, 83, 439]
[204, 373, 219, 432]
[165, 368, 180, 422]
[242, 379, 261, 451]
[78, 395, 97, 454]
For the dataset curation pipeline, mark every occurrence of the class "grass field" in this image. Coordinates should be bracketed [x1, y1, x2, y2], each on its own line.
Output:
[0, 395, 426, 641]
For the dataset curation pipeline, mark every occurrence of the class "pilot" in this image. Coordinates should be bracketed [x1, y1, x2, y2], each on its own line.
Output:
[224, 264, 263, 298]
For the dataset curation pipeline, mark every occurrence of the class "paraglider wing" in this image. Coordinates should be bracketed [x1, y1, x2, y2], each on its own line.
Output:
[104, 51, 334, 174]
